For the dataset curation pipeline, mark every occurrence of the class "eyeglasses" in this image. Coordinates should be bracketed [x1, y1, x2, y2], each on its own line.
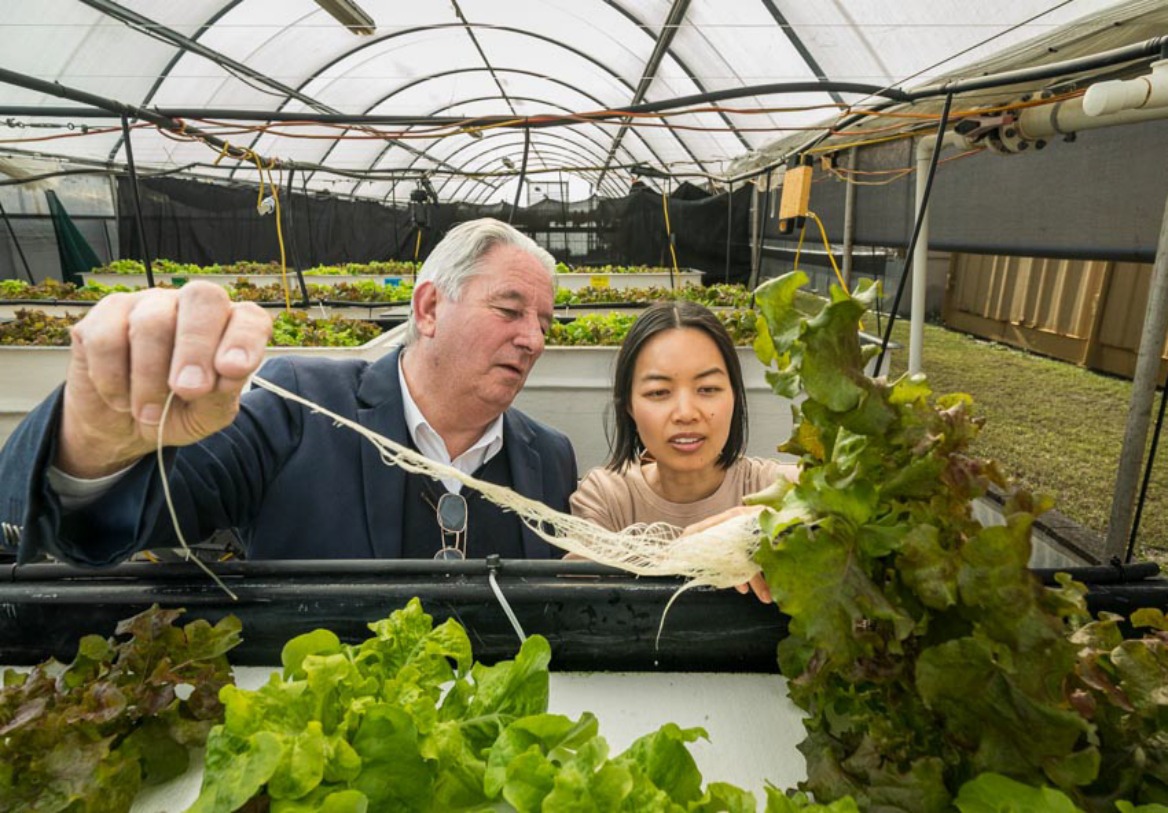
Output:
[433, 491, 468, 561]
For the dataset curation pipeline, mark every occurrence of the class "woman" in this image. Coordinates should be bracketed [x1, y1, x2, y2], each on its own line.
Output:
[570, 301, 796, 599]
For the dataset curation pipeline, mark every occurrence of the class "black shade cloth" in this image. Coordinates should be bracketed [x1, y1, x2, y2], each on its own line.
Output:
[117, 176, 754, 282]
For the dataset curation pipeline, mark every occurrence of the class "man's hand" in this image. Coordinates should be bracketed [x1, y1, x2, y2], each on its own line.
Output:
[682, 504, 772, 604]
[56, 281, 272, 478]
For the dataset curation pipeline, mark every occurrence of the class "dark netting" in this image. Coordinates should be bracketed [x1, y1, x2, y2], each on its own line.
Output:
[118, 176, 753, 283]
[118, 176, 415, 268]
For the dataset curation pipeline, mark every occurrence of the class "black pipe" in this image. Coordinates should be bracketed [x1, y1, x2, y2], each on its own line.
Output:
[728, 34, 1168, 186]
[119, 114, 155, 288]
[1033, 560, 1159, 586]
[724, 181, 733, 285]
[875, 92, 954, 373]
[509, 127, 531, 224]
[282, 166, 311, 308]
[0, 67, 272, 167]
[0, 199, 36, 283]
[1127, 370, 1168, 562]
[0, 82, 908, 127]
[301, 172, 317, 269]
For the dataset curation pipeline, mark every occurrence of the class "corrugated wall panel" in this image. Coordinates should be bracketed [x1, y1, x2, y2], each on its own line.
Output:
[944, 254, 1165, 379]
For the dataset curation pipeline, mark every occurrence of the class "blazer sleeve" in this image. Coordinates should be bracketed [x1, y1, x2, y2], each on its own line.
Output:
[6, 357, 308, 566]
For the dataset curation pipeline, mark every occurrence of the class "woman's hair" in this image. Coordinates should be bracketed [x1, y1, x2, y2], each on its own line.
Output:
[606, 300, 748, 471]
[404, 218, 555, 345]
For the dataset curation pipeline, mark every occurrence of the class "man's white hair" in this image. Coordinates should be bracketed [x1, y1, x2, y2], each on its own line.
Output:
[403, 218, 556, 345]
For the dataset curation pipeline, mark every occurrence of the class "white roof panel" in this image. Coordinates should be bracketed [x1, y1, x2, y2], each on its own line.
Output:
[0, 0, 1155, 201]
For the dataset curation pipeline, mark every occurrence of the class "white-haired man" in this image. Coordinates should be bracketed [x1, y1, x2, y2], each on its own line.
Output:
[0, 218, 576, 562]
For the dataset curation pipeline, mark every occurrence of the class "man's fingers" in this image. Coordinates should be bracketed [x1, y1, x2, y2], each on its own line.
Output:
[126, 292, 179, 425]
[72, 293, 136, 412]
[168, 283, 233, 398]
[213, 303, 272, 390]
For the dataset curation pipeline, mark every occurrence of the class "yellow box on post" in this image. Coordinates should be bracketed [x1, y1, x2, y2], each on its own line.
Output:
[777, 164, 813, 230]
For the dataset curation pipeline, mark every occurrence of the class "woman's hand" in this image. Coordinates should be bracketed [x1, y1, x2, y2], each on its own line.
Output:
[681, 505, 772, 604]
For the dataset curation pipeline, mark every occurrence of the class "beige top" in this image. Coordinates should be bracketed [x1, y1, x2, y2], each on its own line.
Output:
[570, 457, 796, 533]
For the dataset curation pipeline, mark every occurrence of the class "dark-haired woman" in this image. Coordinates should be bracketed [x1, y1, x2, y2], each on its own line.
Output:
[570, 301, 796, 599]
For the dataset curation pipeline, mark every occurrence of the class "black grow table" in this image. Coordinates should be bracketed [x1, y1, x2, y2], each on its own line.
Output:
[0, 559, 1164, 670]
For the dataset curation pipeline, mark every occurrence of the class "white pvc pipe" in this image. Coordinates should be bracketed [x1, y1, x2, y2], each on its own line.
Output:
[1083, 59, 1168, 118]
[1019, 70, 1168, 142]
[909, 131, 963, 374]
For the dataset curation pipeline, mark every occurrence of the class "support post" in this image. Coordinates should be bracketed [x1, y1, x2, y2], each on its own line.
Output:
[841, 147, 856, 290]
[747, 178, 761, 291]
[1105, 187, 1168, 560]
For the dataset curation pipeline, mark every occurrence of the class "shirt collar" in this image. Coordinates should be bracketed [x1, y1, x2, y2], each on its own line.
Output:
[397, 351, 505, 463]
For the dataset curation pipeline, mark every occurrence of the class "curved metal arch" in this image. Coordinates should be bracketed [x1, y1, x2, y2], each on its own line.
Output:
[343, 65, 668, 195]
[600, 0, 751, 152]
[101, 0, 246, 163]
[372, 137, 622, 206]
[359, 110, 625, 202]
[757, 0, 846, 106]
[370, 136, 618, 206]
[78, 1, 493, 192]
[446, 146, 616, 204]
[320, 83, 658, 191]
[434, 139, 615, 197]
[236, 21, 704, 176]
[416, 132, 622, 200]
[434, 140, 616, 203]
[391, 98, 638, 183]
[459, 147, 602, 207]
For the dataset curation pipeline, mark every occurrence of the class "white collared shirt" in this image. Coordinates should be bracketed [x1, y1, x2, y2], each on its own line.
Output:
[398, 354, 504, 494]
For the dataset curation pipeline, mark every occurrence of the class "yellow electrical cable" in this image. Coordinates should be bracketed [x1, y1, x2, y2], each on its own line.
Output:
[414, 228, 423, 261]
[793, 218, 807, 272]
[660, 183, 680, 278]
[807, 211, 848, 292]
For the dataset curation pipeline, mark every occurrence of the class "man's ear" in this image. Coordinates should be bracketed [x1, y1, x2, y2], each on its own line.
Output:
[413, 281, 440, 338]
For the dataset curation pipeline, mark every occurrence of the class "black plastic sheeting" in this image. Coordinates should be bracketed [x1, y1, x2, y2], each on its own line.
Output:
[1, 559, 1165, 671]
[116, 177, 753, 283]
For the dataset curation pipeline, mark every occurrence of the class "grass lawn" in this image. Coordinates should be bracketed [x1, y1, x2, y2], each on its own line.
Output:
[878, 315, 1168, 565]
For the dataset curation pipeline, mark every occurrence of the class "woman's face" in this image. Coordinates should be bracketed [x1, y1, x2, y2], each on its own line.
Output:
[628, 327, 735, 476]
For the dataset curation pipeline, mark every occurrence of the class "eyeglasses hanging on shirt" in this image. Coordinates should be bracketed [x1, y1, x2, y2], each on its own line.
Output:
[424, 488, 468, 560]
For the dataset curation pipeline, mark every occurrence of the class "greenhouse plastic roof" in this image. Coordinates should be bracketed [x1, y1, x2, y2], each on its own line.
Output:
[0, 0, 1160, 202]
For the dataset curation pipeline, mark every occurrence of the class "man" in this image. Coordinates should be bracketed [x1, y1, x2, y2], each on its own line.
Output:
[0, 218, 576, 563]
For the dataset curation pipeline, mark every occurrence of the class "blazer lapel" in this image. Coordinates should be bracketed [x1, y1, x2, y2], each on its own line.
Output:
[504, 412, 552, 559]
[358, 348, 409, 558]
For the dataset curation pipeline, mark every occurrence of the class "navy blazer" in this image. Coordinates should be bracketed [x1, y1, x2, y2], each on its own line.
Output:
[0, 348, 577, 565]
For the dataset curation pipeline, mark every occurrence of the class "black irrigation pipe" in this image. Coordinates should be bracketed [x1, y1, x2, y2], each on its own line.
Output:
[0, 81, 909, 128]
[874, 92, 953, 373]
[119, 114, 155, 288]
[282, 166, 312, 308]
[0, 67, 274, 168]
[727, 34, 1168, 186]
[724, 180, 733, 285]
[0, 199, 35, 283]
[508, 127, 531, 225]
[1126, 367, 1168, 562]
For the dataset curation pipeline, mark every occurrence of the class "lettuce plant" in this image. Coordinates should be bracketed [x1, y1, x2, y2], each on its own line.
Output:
[746, 272, 1168, 811]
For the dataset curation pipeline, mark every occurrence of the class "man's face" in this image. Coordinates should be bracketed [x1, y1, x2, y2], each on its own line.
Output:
[426, 243, 554, 415]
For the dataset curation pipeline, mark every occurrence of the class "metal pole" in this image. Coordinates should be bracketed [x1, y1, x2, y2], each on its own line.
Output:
[1105, 186, 1168, 561]
[0, 199, 36, 283]
[724, 181, 733, 284]
[119, 114, 155, 287]
[747, 170, 770, 291]
[841, 147, 856, 290]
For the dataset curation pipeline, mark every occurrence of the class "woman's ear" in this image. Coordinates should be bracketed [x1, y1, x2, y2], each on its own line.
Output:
[412, 281, 440, 338]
